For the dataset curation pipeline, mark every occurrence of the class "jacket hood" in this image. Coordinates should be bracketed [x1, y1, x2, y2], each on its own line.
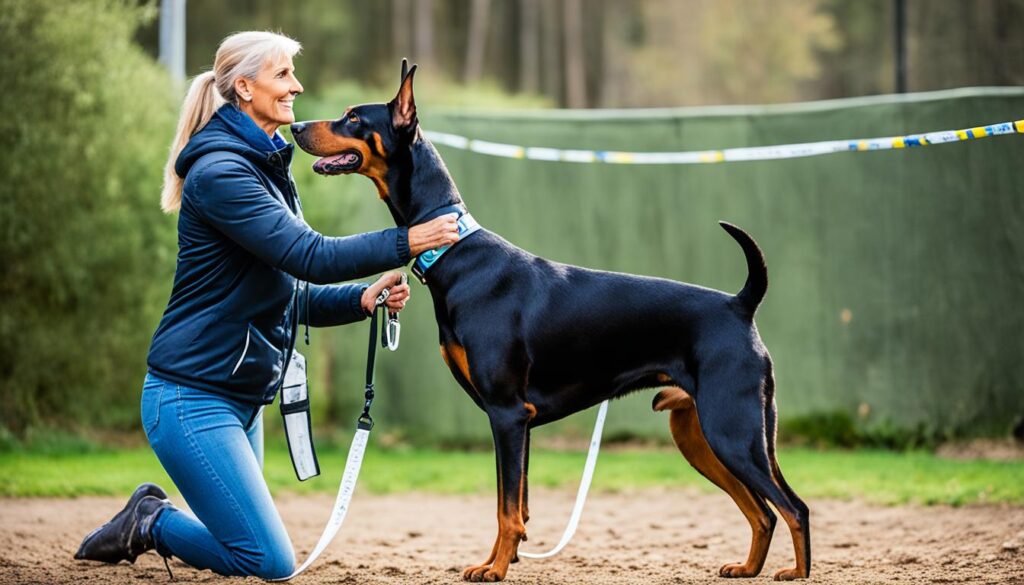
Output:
[175, 104, 294, 178]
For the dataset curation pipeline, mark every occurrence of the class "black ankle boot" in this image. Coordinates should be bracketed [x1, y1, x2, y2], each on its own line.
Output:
[74, 483, 170, 564]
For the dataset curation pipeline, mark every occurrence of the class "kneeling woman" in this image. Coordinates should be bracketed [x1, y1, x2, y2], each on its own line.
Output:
[74, 31, 458, 579]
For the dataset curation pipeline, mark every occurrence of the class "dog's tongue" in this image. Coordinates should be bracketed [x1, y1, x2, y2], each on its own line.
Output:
[313, 153, 359, 173]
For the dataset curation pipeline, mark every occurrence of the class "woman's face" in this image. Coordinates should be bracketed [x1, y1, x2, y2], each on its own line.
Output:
[236, 54, 303, 135]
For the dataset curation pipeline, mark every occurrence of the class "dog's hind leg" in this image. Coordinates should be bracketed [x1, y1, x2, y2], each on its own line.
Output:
[761, 382, 811, 581]
[692, 366, 810, 581]
[653, 387, 775, 578]
[462, 402, 536, 582]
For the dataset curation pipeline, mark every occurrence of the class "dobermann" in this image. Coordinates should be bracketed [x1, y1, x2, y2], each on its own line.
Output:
[291, 61, 810, 582]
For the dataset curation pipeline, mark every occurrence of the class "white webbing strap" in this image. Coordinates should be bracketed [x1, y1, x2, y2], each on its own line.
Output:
[270, 427, 370, 581]
[424, 118, 1024, 165]
[518, 399, 609, 559]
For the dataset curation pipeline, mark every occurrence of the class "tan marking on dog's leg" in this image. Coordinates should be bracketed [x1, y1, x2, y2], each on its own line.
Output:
[652, 386, 690, 411]
[463, 473, 528, 582]
[462, 467, 502, 581]
[772, 509, 809, 581]
[441, 343, 485, 404]
[657, 387, 774, 578]
[445, 343, 474, 387]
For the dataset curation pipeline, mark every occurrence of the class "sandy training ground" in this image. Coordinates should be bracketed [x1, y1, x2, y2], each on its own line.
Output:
[2, 488, 1022, 584]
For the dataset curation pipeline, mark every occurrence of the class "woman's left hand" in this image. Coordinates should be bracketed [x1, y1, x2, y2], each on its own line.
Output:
[361, 271, 411, 315]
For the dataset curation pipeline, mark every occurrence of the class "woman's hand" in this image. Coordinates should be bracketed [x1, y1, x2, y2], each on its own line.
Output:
[361, 271, 411, 315]
[408, 213, 460, 256]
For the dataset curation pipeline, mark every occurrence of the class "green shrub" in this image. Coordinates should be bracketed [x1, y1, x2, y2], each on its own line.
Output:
[0, 0, 178, 434]
[780, 410, 949, 450]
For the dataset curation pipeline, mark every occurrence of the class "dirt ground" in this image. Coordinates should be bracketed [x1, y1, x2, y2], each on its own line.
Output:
[2, 488, 1022, 584]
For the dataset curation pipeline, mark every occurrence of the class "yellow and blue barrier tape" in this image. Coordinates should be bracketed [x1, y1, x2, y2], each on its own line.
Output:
[423, 119, 1023, 165]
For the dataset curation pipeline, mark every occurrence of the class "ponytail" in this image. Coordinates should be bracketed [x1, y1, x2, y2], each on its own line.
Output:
[160, 71, 223, 213]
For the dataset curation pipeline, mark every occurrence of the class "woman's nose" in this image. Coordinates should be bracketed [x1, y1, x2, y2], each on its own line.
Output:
[291, 122, 306, 135]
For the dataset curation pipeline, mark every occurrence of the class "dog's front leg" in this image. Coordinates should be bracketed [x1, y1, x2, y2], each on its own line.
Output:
[463, 403, 534, 582]
[510, 429, 531, 565]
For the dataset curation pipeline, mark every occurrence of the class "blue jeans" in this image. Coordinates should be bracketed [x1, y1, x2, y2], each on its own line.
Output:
[141, 373, 295, 578]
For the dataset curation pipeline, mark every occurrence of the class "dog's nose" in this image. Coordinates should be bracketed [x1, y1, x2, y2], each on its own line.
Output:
[291, 122, 307, 135]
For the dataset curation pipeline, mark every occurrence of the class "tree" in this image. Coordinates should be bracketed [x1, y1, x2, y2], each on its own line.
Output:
[518, 0, 540, 93]
[464, 0, 492, 83]
[563, 0, 586, 107]
[414, 0, 437, 70]
[0, 0, 178, 434]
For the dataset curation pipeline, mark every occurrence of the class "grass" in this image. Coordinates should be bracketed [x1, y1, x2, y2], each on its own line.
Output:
[1, 443, 1021, 506]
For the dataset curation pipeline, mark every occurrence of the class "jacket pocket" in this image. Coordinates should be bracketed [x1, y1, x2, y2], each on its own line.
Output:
[230, 323, 284, 391]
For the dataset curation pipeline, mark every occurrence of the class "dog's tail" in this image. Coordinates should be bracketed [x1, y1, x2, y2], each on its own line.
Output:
[719, 221, 767, 315]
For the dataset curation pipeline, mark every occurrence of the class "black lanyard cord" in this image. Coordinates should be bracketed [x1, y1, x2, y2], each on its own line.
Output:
[359, 306, 379, 431]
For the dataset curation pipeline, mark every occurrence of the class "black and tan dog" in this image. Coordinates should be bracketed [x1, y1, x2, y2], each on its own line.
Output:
[291, 61, 810, 582]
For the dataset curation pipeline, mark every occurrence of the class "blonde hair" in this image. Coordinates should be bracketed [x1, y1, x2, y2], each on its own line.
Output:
[160, 31, 301, 213]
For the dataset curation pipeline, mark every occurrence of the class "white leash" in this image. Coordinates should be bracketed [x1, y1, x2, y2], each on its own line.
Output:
[518, 399, 609, 559]
[271, 428, 369, 581]
[272, 280, 404, 581]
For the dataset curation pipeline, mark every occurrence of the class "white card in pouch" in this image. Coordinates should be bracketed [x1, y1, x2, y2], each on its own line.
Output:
[281, 350, 320, 480]
[283, 350, 307, 396]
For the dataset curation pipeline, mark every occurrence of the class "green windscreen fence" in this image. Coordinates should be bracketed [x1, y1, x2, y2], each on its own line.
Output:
[317, 87, 1024, 443]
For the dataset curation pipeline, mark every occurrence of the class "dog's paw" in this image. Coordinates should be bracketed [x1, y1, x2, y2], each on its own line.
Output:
[719, 562, 759, 578]
[772, 567, 807, 581]
[462, 564, 506, 582]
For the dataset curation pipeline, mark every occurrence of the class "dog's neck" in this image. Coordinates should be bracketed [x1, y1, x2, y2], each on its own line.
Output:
[385, 132, 466, 226]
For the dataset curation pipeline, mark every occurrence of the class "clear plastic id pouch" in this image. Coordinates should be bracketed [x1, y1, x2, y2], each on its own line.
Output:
[281, 350, 320, 481]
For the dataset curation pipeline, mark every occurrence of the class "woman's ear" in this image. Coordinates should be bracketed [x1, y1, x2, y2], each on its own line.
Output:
[234, 77, 253, 103]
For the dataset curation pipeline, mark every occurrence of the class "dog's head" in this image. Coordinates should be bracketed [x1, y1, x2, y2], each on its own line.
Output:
[291, 60, 419, 199]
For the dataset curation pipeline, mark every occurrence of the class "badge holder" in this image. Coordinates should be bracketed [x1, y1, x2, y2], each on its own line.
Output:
[280, 350, 320, 481]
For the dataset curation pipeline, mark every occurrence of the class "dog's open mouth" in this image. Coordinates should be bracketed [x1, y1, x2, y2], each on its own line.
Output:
[312, 150, 362, 175]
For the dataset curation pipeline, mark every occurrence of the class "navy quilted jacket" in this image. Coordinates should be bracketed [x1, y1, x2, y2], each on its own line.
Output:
[147, 104, 410, 404]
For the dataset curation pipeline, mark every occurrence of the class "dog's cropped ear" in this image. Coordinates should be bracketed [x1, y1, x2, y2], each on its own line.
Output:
[390, 62, 418, 131]
[400, 58, 409, 83]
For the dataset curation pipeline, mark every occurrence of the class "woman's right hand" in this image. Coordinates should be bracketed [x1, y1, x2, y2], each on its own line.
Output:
[408, 213, 460, 256]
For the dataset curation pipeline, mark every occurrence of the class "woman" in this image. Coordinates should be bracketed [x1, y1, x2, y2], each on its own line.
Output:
[74, 31, 458, 579]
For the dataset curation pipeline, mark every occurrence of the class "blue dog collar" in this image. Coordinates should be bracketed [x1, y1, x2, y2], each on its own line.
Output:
[412, 213, 481, 284]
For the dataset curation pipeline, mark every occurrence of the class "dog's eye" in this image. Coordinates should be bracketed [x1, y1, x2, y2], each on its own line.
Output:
[348, 114, 359, 124]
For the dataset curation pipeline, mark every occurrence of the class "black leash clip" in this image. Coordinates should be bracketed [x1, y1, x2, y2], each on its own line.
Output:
[358, 383, 375, 431]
